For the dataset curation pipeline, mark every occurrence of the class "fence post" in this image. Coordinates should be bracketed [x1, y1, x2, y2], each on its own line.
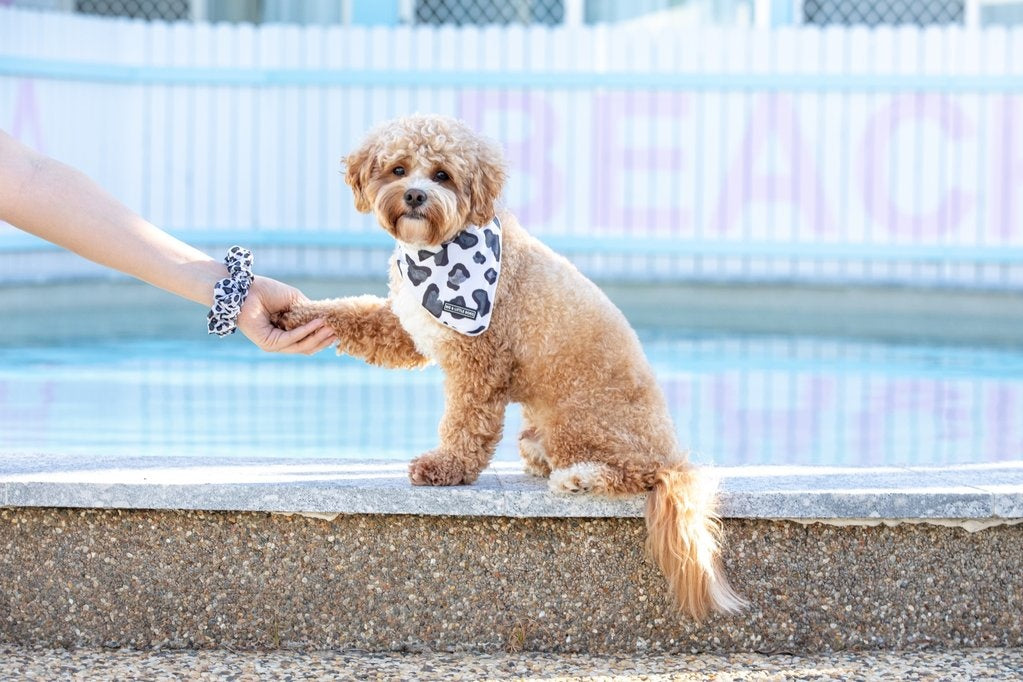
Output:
[563, 0, 584, 27]
[756, 0, 799, 27]
[964, 0, 981, 27]
[350, 0, 400, 25]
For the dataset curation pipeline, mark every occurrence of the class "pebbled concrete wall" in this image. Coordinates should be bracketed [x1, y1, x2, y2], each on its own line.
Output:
[1, 508, 1021, 653]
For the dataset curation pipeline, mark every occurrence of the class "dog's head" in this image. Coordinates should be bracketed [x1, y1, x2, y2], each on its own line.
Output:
[343, 114, 507, 247]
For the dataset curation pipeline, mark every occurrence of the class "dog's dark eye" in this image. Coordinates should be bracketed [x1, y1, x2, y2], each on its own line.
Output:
[434, 170, 449, 182]
[393, 166, 406, 177]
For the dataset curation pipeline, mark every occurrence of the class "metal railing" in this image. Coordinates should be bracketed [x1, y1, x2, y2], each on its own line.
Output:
[803, 0, 964, 25]
[2, 8, 1022, 289]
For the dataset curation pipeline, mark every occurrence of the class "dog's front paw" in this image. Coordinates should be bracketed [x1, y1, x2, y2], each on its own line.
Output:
[273, 304, 327, 332]
[409, 450, 477, 486]
[271, 307, 305, 331]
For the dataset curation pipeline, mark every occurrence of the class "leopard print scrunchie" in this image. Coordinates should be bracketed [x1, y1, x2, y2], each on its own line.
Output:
[207, 246, 254, 337]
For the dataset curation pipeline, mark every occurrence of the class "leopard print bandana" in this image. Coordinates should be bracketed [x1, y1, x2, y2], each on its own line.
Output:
[395, 217, 502, 336]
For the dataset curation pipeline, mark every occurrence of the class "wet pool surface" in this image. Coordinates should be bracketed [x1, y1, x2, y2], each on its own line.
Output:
[2, 330, 1021, 467]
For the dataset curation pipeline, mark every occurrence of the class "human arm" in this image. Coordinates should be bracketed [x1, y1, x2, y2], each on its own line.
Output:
[0, 130, 334, 354]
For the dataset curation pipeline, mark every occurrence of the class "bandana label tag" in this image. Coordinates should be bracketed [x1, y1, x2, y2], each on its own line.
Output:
[442, 301, 479, 319]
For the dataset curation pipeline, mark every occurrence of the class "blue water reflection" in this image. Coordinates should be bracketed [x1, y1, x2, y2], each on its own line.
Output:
[1, 332, 1021, 466]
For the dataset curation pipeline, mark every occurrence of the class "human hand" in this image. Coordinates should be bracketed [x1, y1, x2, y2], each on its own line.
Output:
[236, 276, 336, 354]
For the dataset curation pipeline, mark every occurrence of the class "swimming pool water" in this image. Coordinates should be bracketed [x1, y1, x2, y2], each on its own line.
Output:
[2, 330, 1021, 467]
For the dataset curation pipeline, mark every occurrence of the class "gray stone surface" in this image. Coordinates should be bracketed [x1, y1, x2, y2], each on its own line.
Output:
[2, 454, 1022, 521]
[910, 462, 1023, 518]
[1, 509, 1022, 653]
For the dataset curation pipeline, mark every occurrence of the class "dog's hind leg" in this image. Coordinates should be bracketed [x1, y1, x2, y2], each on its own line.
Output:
[518, 411, 552, 477]
[547, 458, 659, 495]
[542, 422, 661, 495]
[518, 427, 551, 478]
[548, 461, 615, 493]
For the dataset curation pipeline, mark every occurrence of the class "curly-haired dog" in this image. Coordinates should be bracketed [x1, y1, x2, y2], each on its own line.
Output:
[277, 114, 744, 619]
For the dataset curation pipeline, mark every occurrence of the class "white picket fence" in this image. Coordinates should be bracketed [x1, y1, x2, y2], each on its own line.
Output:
[1, 7, 1022, 287]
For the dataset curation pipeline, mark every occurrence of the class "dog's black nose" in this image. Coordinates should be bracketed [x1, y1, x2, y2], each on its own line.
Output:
[404, 189, 427, 207]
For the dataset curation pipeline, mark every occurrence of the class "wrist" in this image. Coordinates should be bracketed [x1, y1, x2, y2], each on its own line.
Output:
[183, 259, 231, 307]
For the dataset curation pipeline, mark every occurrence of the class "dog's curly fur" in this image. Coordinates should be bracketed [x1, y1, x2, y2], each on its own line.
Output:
[276, 114, 744, 620]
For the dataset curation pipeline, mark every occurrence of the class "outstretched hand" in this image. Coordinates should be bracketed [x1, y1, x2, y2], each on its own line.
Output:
[237, 276, 336, 354]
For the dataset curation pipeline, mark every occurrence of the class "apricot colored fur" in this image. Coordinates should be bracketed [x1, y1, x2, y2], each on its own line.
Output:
[277, 115, 745, 619]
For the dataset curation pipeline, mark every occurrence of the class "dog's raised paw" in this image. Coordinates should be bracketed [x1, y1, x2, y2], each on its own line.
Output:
[548, 462, 610, 494]
[272, 309, 303, 331]
[409, 450, 475, 486]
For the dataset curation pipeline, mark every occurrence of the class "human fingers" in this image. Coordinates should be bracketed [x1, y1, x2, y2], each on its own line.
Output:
[242, 315, 321, 353]
[289, 323, 337, 355]
[267, 320, 336, 355]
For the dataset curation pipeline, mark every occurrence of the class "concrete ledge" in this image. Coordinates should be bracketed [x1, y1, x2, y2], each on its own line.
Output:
[2, 454, 1021, 521]
[1, 508, 1021, 653]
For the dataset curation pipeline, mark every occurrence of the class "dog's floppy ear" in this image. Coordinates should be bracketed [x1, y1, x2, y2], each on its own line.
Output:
[343, 140, 377, 213]
[467, 137, 507, 226]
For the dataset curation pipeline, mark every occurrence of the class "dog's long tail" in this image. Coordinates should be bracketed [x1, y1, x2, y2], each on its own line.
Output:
[644, 463, 746, 620]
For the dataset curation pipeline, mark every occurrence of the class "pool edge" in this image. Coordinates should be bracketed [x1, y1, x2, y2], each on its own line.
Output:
[2, 456, 1021, 522]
